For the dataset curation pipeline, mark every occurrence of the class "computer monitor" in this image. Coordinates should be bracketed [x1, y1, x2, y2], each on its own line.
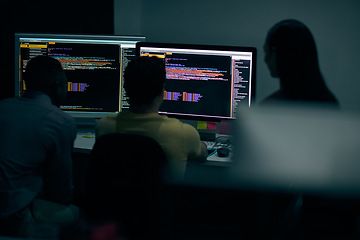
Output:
[137, 42, 256, 121]
[15, 33, 146, 119]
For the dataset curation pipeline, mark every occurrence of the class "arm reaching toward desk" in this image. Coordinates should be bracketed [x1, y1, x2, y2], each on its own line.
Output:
[193, 141, 209, 163]
[184, 124, 208, 163]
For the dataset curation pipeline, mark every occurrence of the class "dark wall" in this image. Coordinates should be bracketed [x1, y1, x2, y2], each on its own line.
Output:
[1, 0, 114, 100]
[115, 0, 360, 111]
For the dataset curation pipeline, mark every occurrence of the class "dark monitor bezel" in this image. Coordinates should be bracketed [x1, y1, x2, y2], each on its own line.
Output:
[136, 42, 257, 121]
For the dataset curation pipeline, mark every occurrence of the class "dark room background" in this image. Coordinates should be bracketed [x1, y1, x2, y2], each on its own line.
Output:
[1, 0, 114, 100]
[3, 0, 360, 112]
[114, 0, 360, 112]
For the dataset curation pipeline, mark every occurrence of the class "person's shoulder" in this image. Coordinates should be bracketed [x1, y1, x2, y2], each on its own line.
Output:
[44, 109, 77, 136]
[97, 113, 118, 127]
[161, 116, 199, 135]
[182, 122, 200, 138]
[159, 115, 185, 126]
[96, 113, 118, 138]
[47, 104, 75, 123]
[0, 96, 27, 107]
[100, 112, 118, 121]
[0, 96, 16, 104]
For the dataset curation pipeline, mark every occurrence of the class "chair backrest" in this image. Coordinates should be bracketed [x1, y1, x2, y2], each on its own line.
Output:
[85, 133, 169, 238]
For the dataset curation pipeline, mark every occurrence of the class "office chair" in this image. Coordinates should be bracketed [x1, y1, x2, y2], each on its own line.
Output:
[85, 133, 169, 240]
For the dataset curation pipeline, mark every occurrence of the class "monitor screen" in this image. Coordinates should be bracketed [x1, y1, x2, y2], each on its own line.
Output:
[15, 33, 146, 118]
[137, 42, 256, 120]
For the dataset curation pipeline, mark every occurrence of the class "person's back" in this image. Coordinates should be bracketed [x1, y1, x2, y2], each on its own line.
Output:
[0, 92, 76, 215]
[97, 111, 204, 179]
[96, 57, 207, 180]
[0, 56, 82, 239]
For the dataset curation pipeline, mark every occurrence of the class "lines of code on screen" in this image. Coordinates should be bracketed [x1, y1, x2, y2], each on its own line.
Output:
[160, 53, 233, 118]
[49, 43, 121, 112]
[20, 42, 121, 112]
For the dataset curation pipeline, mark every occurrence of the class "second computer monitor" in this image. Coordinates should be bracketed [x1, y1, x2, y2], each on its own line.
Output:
[137, 42, 256, 120]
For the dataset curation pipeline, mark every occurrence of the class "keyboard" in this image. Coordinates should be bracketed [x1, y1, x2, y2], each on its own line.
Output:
[204, 141, 216, 149]
[202, 134, 233, 161]
[204, 137, 231, 150]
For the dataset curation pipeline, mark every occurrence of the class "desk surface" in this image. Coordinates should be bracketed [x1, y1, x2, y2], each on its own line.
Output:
[74, 131, 232, 163]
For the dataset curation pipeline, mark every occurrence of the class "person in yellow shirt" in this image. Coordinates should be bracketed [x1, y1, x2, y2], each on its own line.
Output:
[96, 57, 207, 179]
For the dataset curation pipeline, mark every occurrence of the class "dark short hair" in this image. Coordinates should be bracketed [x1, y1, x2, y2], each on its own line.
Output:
[24, 56, 65, 93]
[124, 57, 166, 105]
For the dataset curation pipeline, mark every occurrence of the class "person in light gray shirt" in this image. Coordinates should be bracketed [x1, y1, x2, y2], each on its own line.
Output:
[0, 56, 84, 239]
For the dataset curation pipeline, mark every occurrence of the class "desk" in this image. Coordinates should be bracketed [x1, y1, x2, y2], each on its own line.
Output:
[205, 134, 232, 163]
[74, 131, 232, 163]
[72, 130, 232, 203]
[207, 151, 232, 163]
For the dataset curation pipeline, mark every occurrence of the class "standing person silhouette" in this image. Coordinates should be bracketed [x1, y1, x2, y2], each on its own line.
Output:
[261, 19, 339, 106]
